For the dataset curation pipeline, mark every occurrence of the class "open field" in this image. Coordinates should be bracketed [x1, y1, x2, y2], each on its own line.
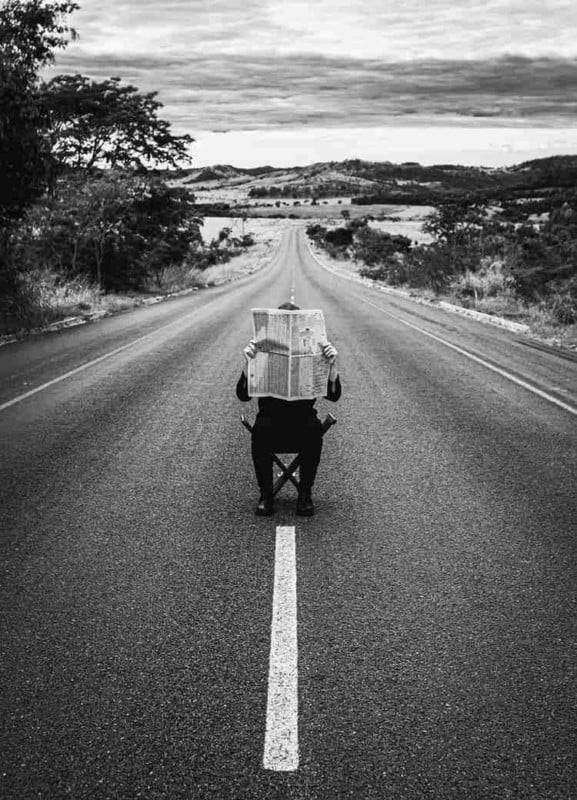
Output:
[199, 216, 285, 244]
[368, 219, 434, 245]
[243, 202, 398, 219]
[195, 218, 289, 284]
[201, 207, 434, 245]
[193, 192, 354, 207]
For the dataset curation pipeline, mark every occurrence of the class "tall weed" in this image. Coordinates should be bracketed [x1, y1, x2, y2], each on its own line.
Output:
[8, 268, 102, 328]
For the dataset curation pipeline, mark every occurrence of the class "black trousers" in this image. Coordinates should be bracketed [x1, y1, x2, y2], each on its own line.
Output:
[251, 414, 323, 494]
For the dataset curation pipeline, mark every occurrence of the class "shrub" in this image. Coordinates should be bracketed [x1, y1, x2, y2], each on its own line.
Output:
[450, 260, 513, 302]
[358, 256, 408, 285]
[402, 244, 455, 292]
[549, 294, 577, 325]
[358, 264, 389, 281]
[352, 226, 412, 266]
[325, 227, 353, 248]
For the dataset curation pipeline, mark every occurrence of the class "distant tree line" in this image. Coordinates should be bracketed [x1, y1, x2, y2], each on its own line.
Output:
[248, 183, 361, 200]
[352, 191, 438, 206]
[352, 186, 577, 208]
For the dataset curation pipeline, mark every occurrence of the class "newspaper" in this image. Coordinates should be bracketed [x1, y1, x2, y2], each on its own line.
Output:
[247, 308, 330, 400]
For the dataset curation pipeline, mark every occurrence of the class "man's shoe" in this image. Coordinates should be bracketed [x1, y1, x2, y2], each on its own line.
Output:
[255, 491, 274, 516]
[296, 490, 315, 516]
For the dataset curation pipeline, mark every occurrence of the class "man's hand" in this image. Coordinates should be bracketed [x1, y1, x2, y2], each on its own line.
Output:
[322, 342, 339, 383]
[322, 342, 338, 365]
[244, 340, 257, 361]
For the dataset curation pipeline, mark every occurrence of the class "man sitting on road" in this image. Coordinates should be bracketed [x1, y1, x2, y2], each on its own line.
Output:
[236, 302, 341, 517]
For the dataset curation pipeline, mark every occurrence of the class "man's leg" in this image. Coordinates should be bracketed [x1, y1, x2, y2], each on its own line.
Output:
[296, 417, 323, 516]
[251, 416, 274, 515]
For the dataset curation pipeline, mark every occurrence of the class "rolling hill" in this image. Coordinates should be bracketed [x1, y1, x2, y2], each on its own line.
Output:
[167, 155, 577, 206]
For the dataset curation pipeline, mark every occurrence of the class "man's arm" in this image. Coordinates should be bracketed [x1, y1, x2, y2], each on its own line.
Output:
[236, 371, 250, 401]
[322, 343, 341, 401]
[325, 374, 341, 402]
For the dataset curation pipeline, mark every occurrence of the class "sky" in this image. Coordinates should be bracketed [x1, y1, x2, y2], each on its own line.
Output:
[48, 0, 577, 168]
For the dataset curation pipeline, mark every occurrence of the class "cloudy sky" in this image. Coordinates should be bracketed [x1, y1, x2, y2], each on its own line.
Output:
[49, 0, 577, 167]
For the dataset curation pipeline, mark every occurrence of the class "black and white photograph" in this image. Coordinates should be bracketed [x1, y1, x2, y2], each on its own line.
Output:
[1, 1, 576, 797]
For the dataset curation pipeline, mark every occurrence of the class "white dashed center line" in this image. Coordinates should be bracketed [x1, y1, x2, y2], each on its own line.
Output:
[263, 525, 299, 772]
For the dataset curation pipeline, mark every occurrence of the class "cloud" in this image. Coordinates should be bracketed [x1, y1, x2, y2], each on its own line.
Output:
[62, 0, 577, 61]
[47, 51, 577, 132]
[265, 0, 577, 60]
[42, 0, 577, 153]
[41, 1, 577, 166]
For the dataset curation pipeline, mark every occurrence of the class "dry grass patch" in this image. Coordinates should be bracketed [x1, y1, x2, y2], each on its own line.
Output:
[524, 307, 577, 350]
[194, 217, 289, 285]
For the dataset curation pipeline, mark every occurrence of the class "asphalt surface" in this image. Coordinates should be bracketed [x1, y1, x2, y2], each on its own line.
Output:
[1, 226, 576, 799]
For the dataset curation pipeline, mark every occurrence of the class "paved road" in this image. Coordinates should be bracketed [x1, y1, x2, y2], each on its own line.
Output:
[1, 227, 576, 799]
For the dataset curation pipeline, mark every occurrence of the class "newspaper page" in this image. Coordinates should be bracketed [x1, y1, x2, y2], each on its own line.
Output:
[247, 308, 330, 400]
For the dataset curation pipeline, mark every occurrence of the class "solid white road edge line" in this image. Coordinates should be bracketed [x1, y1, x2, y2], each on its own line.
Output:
[263, 525, 299, 772]
[359, 296, 577, 417]
[0, 298, 223, 414]
[0, 337, 153, 413]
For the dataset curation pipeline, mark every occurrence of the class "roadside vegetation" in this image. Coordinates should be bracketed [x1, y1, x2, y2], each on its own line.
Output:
[307, 197, 577, 347]
[0, 1, 256, 336]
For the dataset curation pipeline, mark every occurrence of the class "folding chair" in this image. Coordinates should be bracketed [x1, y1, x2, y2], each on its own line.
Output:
[240, 413, 337, 496]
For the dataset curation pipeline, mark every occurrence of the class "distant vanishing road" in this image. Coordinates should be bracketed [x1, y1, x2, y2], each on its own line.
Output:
[1, 226, 576, 799]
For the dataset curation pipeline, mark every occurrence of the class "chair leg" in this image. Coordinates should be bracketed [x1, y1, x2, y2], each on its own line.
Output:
[272, 454, 301, 496]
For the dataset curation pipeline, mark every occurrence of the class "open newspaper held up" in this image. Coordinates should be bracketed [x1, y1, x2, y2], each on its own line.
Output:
[247, 308, 330, 400]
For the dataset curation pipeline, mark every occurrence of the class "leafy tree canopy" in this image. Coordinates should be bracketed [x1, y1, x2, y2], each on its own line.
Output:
[0, 0, 78, 227]
[422, 201, 488, 244]
[0, 0, 78, 77]
[40, 74, 194, 171]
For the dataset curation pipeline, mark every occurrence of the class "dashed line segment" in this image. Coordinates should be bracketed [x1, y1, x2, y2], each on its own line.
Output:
[263, 525, 299, 771]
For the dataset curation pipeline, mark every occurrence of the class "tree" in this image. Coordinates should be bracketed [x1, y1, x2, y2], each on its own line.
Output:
[0, 62, 48, 226]
[13, 173, 203, 290]
[130, 182, 202, 288]
[325, 227, 353, 249]
[0, 0, 78, 77]
[423, 201, 487, 247]
[0, 1, 78, 228]
[423, 200, 488, 273]
[0, 0, 78, 303]
[40, 74, 194, 172]
[352, 226, 411, 266]
[12, 172, 138, 288]
[305, 223, 327, 246]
